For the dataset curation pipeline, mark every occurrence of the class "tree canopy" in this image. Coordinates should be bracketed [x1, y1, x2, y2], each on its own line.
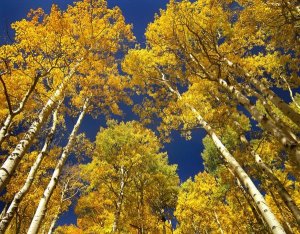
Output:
[0, 0, 299, 233]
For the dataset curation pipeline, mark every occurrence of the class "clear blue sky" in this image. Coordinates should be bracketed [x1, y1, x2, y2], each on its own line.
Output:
[0, 0, 205, 227]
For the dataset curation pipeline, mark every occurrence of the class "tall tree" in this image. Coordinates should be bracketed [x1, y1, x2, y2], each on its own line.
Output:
[128, 0, 300, 166]
[60, 121, 179, 233]
[174, 172, 254, 233]
[123, 49, 285, 233]
[0, 101, 61, 233]
[0, 0, 134, 192]
[28, 99, 89, 234]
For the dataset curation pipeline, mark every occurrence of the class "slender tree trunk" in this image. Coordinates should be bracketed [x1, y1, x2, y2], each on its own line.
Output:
[242, 82, 297, 136]
[47, 185, 66, 234]
[250, 77, 300, 128]
[47, 214, 60, 234]
[189, 54, 300, 165]
[235, 176, 269, 232]
[157, 72, 285, 234]
[0, 102, 61, 233]
[189, 104, 285, 233]
[0, 71, 45, 148]
[112, 165, 126, 233]
[255, 153, 300, 226]
[239, 134, 300, 226]
[213, 210, 224, 234]
[269, 189, 294, 234]
[223, 57, 300, 128]
[218, 78, 300, 166]
[139, 184, 144, 234]
[0, 115, 12, 147]
[281, 75, 300, 111]
[0, 204, 8, 222]
[0, 64, 80, 193]
[218, 78, 298, 145]
[27, 99, 88, 234]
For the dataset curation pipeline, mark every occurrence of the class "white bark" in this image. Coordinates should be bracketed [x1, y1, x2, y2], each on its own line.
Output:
[218, 78, 300, 166]
[218, 78, 299, 145]
[235, 175, 268, 230]
[47, 182, 67, 234]
[250, 77, 300, 128]
[0, 103, 61, 233]
[47, 212, 59, 234]
[27, 99, 88, 234]
[281, 75, 300, 111]
[254, 153, 300, 226]
[0, 71, 45, 147]
[112, 165, 126, 233]
[0, 204, 8, 222]
[0, 115, 12, 147]
[0, 63, 80, 193]
[242, 82, 297, 135]
[213, 210, 224, 234]
[158, 72, 285, 234]
[269, 189, 294, 234]
[189, 105, 285, 234]
[190, 54, 300, 156]
[223, 57, 300, 128]
[240, 135, 300, 226]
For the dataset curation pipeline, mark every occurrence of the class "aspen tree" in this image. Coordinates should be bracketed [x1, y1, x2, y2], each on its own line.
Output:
[62, 121, 179, 233]
[0, 102, 61, 233]
[139, 0, 300, 165]
[0, 0, 134, 192]
[28, 99, 89, 234]
[47, 166, 84, 234]
[237, 135, 300, 226]
[123, 50, 285, 233]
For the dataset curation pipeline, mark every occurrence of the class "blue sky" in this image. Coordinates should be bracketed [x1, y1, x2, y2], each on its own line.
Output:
[0, 0, 205, 227]
[0, 0, 169, 43]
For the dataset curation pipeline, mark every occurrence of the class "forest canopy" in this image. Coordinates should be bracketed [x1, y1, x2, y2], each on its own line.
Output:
[0, 0, 299, 233]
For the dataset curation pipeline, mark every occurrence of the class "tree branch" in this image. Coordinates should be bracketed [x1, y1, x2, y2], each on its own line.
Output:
[0, 73, 13, 115]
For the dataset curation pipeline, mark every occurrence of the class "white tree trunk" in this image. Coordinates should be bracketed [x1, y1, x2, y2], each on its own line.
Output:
[158, 73, 285, 233]
[254, 153, 300, 226]
[112, 165, 125, 233]
[47, 212, 60, 234]
[192, 54, 299, 164]
[250, 77, 300, 128]
[218, 78, 300, 166]
[235, 176, 268, 230]
[213, 210, 224, 234]
[242, 82, 297, 136]
[0, 115, 12, 147]
[0, 103, 61, 233]
[223, 57, 300, 128]
[188, 105, 285, 234]
[27, 99, 88, 234]
[240, 135, 300, 226]
[189, 54, 299, 160]
[47, 182, 67, 234]
[0, 64, 79, 193]
[0, 71, 44, 147]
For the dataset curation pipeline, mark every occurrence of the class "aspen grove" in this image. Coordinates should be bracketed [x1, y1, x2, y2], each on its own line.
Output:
[0, 0, 299, 233]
